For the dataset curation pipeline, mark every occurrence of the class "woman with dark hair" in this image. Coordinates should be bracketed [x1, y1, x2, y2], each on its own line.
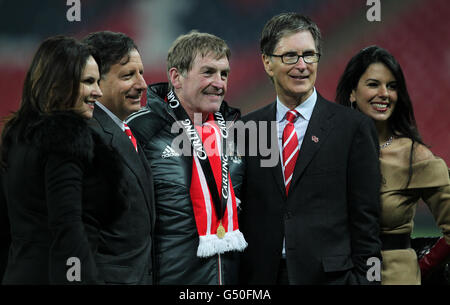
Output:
[336, 45, 450, 284]
[0, 36, 127, 284]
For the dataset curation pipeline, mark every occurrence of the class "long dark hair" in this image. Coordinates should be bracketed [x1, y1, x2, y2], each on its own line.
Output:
[336, 45, 425, 186]
[0, 35, 99, 169]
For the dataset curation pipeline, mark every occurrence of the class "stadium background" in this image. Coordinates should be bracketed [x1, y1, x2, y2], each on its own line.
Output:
[1, 0, 449, 237]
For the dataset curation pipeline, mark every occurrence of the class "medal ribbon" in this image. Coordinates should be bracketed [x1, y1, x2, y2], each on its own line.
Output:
[167, 90, 229, 221]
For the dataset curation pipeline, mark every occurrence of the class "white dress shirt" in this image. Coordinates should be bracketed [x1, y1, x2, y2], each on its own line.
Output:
[276, 88, 317, 258]
[95, 101, 126, 131]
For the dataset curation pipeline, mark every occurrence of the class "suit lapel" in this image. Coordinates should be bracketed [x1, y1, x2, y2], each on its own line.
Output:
[289, 95, 336, 192]
[260, 102, 286, 200]
[137, 142, 156, 227]
[93, 105, 152, 207]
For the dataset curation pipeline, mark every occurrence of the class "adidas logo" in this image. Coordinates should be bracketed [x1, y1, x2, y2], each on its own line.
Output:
[162, 145, 180, 158]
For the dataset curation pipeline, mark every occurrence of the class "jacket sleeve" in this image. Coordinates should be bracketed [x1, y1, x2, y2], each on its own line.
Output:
[422, 166, 450, 245]
[347, 116, 382, 284]
[420, 165, 450, 277]
[0, 173, 11, 280]
[45, 153, 102, 284]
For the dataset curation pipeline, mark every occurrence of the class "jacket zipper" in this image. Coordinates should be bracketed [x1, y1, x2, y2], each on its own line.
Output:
[219, 112, 236, 286]
[218, 253, 223, 285]
[226, 112, 239, 130]
[167, 106, 232, 285]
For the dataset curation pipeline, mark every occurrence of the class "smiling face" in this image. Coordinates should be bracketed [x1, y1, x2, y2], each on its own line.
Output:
[263, 30, 318, 107]
[98, 49, 146, 121]
[350, 62, 398, 123]
[77, 56, 102, 119]
[170, 52, 229, 122]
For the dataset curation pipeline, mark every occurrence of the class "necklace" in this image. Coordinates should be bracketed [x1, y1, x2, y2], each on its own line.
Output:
[380, 136, 394, 149]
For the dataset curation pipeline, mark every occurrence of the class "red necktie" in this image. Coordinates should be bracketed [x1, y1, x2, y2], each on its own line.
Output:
[124, 123, 138, 152]
[282, 110, 300, 195]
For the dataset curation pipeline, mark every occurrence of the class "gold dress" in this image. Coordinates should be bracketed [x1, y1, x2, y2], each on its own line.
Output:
[379, 138, 450, 285]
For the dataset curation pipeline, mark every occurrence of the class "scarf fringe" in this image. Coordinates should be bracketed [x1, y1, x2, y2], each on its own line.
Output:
[197, 229, 248, 258]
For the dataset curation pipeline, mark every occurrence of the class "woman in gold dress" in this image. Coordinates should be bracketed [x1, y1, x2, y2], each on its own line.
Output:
[336, 45, 450, 284]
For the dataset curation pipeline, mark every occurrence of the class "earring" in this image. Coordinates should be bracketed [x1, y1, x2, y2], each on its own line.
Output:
[351, 102, 357, 109]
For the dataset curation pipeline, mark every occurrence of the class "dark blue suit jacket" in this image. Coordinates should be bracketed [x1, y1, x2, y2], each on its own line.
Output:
[239, 94, 382, 284]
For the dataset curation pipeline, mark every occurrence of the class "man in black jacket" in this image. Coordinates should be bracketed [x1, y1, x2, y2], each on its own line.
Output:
[83, 31, 155, 284]
[239, 13, 382, 284]
[127, 31, 246, 285]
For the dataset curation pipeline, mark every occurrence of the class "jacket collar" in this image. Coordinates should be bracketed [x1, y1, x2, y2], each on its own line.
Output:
[276, 88, 317, 123]
[92, 105, 152, 207]
[262, 94, 337, 199]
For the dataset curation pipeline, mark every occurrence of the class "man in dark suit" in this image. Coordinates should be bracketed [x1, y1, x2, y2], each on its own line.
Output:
[239, 13, 382, 284]
[83, 31, 155, 284]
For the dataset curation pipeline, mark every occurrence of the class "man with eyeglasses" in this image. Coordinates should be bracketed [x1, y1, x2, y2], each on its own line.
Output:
[238, 13, 382, 284]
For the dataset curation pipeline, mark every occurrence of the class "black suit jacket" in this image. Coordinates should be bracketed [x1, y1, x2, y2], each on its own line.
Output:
[239, 94, 382, 284]
[89, 105, 155, 284]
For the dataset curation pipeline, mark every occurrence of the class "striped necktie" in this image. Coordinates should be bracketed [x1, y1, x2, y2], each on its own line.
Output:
[124, 123, 138, 152]
[282, 110, 300, 195]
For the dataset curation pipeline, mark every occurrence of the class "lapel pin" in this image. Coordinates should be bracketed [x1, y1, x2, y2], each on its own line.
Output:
[311, 135, 319, 143]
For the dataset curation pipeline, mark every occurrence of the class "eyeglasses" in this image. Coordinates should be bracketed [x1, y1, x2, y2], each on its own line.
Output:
[269, 52, 321, 64]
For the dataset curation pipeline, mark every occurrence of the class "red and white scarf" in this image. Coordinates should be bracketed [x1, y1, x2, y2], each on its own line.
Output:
[189, 114, 247, 257]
